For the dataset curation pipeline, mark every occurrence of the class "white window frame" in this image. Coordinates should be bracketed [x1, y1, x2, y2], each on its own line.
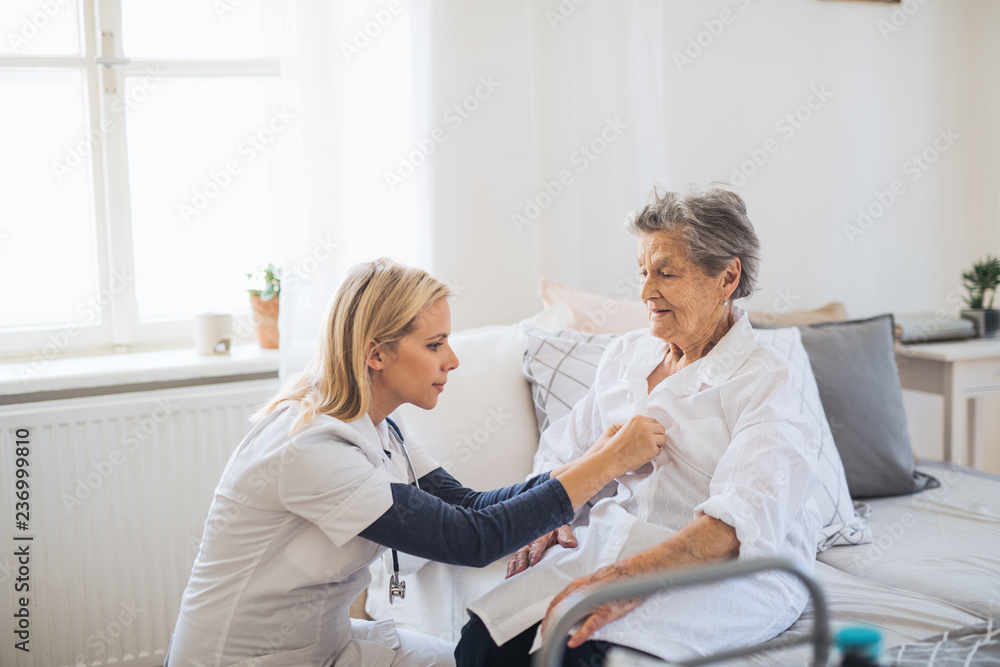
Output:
[0, 0, 280, 361]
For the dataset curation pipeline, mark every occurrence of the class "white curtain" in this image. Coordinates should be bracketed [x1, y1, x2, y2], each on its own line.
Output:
[277, 0, 430, 377]
[277, 1, 674, 377]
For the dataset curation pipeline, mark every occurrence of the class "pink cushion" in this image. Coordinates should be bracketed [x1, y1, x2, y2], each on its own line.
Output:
[539, 277, 848, 332]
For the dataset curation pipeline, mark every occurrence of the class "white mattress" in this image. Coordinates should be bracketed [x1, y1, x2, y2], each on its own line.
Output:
[817, 462, 1000, 620]
[607, 562, 987, 666]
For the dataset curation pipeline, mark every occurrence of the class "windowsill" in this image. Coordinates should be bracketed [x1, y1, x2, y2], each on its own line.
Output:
[0, 344, 280, 404]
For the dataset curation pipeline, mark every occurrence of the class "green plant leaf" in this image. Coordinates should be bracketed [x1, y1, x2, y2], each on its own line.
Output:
[962, 254, 1000, 310]
[246, 262, 281, 298]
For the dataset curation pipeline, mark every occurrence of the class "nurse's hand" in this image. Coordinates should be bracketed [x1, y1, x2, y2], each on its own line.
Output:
[600, 415, 666, 476]
[553, 416, 665, 510]
[584, 423, 624, 457]
[505, 525, 577, 579]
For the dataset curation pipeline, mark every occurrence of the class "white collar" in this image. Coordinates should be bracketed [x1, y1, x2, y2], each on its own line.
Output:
[348, 412, 384, 451]
[622, 305, 758, 397]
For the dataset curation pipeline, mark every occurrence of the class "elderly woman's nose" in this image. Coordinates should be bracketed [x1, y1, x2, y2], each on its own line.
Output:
[640, 277, 658, 301]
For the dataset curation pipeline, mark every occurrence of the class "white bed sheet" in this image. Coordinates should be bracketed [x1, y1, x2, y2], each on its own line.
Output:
[605, 562, 986, 667]
[817, 462, 1000, 620]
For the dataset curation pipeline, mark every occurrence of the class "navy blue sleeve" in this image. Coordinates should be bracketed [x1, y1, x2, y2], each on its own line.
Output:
[417, 467, 553, 510]
[358, 477, 574, 568]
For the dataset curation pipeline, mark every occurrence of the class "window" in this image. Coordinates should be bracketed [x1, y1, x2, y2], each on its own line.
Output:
[0, 0, 284, 362]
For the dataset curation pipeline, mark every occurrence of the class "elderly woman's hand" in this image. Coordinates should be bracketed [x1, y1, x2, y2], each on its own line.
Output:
[540, 561, 646, 648]
[541, 515, 741, 648]
[505, 525, 577, 579]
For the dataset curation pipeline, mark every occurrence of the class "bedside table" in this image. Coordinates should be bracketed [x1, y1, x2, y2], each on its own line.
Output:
[895, 338, 1000, 468]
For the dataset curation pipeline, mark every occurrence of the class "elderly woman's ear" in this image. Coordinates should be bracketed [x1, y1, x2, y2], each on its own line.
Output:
[720, 257, 742, 303]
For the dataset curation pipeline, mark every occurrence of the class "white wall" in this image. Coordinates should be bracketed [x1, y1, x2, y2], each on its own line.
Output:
[411, 0, 1000, 469]
[417, 0, 1000, 329]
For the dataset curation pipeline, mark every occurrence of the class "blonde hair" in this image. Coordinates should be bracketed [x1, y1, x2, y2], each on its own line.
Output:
[254, 258, 452, 433]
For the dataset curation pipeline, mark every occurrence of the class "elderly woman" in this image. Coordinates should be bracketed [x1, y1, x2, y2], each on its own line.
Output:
[454, 185, 823, 666]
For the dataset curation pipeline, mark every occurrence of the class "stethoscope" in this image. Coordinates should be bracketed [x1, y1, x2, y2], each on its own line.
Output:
[384, 418, 417, 605]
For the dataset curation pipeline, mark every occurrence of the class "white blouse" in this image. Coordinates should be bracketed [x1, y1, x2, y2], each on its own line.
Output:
[468, 307, 823, 662]
[167, 404, 442, 667]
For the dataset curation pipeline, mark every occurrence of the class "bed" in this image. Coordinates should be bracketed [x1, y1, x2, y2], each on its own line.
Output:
[557, 461, 1000, 666]
[362, 288, 1000, 665]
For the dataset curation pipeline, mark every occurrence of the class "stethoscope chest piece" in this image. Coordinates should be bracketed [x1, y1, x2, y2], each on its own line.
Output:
[388, 567, 406, 604]
[384, 418, 415, 607]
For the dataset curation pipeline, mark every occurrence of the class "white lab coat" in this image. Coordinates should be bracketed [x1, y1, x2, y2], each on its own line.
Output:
[167, 403, 453, 667]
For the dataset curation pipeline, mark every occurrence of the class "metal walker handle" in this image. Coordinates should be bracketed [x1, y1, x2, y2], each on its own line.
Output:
[534, 557, 830, 667]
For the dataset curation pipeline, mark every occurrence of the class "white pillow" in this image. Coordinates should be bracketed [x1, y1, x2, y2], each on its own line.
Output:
[522, 326, 872, 551]
[396, 324, 541, 491]
[754, 327, 871, 549]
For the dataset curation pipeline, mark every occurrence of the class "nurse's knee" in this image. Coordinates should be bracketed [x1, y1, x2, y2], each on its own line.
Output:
[393, 626, 456, 667]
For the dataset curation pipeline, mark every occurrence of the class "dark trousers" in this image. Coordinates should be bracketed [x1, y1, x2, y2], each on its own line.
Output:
[454, 613, 616, 667]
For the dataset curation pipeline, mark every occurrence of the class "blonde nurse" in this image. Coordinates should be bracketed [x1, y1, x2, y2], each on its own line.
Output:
[166, 258, 666, 667]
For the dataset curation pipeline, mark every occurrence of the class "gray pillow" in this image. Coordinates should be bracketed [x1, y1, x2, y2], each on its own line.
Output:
[783, 315, 938, 498]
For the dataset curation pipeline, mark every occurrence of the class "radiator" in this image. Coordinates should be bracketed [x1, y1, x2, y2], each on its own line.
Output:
[0, 379, 279, 667]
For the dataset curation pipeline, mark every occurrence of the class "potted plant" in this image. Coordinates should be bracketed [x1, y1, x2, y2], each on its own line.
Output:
[960, 254, 1000, 338]
[247, 263, 281, 349]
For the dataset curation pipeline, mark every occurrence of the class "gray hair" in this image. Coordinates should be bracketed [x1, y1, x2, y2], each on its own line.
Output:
[625, 183, 760, 300]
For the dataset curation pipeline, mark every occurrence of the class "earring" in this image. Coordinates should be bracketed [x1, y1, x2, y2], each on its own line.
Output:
[723, 298, 729, 306]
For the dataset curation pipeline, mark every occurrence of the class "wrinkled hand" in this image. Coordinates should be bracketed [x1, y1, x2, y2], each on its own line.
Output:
[505, 525, 577, 579]
[541, 562, 645, 649]
[602, 415, 666, 475]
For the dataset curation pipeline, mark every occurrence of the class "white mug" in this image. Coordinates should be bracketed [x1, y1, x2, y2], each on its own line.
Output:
[194, 313, 233, 355]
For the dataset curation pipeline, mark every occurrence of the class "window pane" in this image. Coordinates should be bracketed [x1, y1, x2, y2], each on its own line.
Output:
[0, 70, 101, 330]
[0, 0, 83, 56]
[121, 0, 278, 60]
[126, 76, 282, 320]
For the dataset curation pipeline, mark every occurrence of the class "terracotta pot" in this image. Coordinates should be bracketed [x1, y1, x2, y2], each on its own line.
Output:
[250, 295, 280, 349]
